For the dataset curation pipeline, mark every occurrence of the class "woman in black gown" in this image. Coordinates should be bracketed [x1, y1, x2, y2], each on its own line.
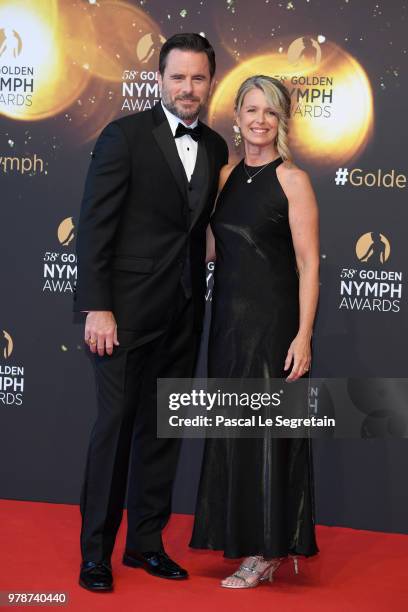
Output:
[190, 76, 320, 588]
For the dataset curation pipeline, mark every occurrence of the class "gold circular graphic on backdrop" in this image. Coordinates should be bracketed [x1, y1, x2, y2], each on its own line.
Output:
[355, 232, 390, 264]
[208, 38, 374, 169]
[2, 330, 13, 359]
[65, 0, 164, 82]
[0, 1, 164, 121]
[0, 1, 90, 121]
[57, 217, 75, 247]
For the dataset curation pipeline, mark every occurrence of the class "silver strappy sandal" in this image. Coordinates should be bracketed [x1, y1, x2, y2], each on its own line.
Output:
[221, 555, 299, 589]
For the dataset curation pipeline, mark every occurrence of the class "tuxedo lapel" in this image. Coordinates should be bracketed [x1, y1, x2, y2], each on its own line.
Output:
[152, 103, 188, 203]
[189, 132, 211, 230]
[151, 103, 216, 229]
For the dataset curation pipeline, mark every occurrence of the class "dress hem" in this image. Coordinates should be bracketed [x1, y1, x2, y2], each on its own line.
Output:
[189, 541, 320, 560]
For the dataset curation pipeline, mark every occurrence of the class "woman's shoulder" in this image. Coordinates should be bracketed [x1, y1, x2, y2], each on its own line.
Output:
[277, 159, 311, 189]
[220, 162, 239, 178]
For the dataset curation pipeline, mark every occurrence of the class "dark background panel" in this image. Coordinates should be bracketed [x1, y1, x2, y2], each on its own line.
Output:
[0, 0, 407, 536]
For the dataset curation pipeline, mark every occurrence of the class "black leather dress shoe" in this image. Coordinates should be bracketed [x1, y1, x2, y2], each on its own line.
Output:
[123, 550, 188, 580]
[79, 561, 113, 592]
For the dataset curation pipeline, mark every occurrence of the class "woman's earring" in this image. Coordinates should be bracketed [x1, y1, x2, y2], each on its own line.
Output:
[233, 124, 242, 147]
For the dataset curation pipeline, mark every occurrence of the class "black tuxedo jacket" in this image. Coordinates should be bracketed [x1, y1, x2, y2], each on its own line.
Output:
[73, 102, 228, 333]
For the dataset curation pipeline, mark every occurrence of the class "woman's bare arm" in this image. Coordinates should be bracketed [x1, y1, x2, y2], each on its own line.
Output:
[276, 161, 320, 380]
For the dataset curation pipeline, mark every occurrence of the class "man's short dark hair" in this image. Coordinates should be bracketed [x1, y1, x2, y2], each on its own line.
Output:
[159, 33, 216, 79]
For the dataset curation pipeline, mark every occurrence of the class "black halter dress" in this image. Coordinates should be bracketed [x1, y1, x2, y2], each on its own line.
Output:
[189, 157, 319, 559]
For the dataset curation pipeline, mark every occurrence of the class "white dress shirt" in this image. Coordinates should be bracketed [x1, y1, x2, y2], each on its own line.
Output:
[161, 100, 198, 182]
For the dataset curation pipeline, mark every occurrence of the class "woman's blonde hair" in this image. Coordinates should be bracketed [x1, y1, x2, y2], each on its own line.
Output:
[234, 75, 292, 161]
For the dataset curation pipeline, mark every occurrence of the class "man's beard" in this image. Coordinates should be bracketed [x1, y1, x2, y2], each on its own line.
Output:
[161, 88, 204, 121]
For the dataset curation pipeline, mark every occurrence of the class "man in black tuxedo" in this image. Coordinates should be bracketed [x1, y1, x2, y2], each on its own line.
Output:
[74, 33, 228, 592]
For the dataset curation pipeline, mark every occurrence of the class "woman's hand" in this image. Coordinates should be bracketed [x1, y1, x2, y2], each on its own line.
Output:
[284, 333, 311, 381]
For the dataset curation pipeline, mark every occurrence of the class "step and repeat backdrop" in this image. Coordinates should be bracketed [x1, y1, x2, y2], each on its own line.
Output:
[1, 0, 408, 533]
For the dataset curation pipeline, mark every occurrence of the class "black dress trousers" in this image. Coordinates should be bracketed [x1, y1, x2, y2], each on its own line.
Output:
[80, 289, 199, 562]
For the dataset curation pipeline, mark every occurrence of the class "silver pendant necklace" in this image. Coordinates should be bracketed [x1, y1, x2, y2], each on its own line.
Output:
[244, 158, 276, 183]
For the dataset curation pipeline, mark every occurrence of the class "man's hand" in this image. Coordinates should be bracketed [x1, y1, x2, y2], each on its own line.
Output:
[85, 311, 119, 356]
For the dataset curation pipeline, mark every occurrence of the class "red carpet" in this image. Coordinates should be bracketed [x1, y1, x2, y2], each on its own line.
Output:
[0, 500, 407, 611]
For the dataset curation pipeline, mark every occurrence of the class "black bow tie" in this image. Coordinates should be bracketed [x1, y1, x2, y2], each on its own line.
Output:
[174, 123, 202, 142]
